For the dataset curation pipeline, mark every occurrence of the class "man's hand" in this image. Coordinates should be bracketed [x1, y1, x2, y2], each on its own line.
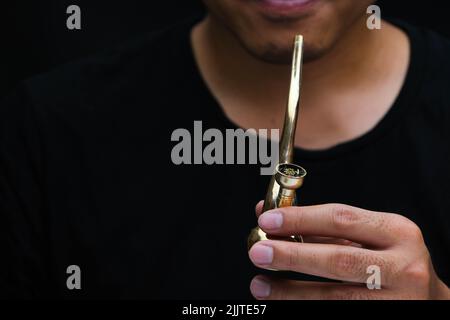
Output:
[248, 202, 450, 300]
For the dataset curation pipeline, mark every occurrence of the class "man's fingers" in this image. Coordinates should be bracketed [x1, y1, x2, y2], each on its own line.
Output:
[250, 277, 386, 300]
[248, 240, 391, 284]
[255, 200, 264, 217]
[302, 236, 362, 247]
[256, 202, 361, 247]
[257, 203, 401, 247]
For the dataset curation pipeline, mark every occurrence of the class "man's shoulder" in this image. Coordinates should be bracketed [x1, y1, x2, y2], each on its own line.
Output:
[419, 27, 450, 78]
[395, 21, 450, 115]
[407, 23, 450, 85]
[410, 25, 450, 135]
[392, 19, 450, 81]
[418, 27, 450, 105]
[21, 17, 196, 110]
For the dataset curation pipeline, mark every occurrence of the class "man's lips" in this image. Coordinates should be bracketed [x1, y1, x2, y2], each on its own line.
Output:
[259, 0, 315, 6]
[253, 0, 320, 18]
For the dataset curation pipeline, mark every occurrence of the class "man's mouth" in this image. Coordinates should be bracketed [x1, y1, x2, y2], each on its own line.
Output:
[252, 0, 320, 19]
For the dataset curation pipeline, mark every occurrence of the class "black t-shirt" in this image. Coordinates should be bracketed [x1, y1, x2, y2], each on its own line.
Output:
[1, 18, 450, 299]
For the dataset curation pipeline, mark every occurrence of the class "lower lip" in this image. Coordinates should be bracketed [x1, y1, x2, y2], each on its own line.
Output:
[254, 0, 319, 17]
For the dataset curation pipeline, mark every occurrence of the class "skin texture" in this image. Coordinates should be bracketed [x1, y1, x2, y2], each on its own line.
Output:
[201, 0, 377, 63]
[192, 1, 411, 150]
[192, 0, 450, 299]
[249, 202, 450, 300]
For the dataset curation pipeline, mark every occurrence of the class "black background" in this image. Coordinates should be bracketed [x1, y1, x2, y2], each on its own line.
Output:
[3, 0, 450, 97]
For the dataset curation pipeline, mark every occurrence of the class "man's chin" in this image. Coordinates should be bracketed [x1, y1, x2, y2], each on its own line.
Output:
[247, 48, 293, 65]
[243, 42, 328, 65]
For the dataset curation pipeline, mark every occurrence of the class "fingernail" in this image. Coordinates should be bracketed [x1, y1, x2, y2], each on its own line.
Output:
[250, 277, 271, 298]
[249, 244, 273, 265]
[258, 211, 283, 230]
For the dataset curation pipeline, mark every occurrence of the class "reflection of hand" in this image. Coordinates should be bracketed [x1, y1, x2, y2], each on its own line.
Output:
[248, 201, 450, 300]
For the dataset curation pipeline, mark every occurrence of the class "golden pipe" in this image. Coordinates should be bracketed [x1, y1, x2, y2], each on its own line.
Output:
[247, 35, 307, 250]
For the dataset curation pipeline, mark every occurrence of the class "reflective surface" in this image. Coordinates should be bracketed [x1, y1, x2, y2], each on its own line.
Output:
[247, 35, 307, 250]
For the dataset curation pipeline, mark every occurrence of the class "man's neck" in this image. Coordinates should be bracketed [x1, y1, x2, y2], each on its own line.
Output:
[191, 15, 410, 149]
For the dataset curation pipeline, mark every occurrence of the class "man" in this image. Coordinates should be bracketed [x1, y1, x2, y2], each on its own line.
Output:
[1, 0, 449, 299]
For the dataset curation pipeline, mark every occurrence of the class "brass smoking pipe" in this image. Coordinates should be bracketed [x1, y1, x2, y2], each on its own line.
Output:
[247, 35, 307, 250]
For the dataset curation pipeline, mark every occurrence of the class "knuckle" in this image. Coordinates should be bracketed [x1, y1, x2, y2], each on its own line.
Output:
[405, 223, 424, 243]
[292, 207, 305, 232]
[371, 213, 390, 233]
[269, 281, 289, 300]
[330, 204, 360, 231]
[286, 245, 301, 269]
[376, 255, 396, 285]
[393, 215, 424, 242]
[328, 248, 363, 280]
[265, 279, 293, 300]
[402, 261, 431, 287]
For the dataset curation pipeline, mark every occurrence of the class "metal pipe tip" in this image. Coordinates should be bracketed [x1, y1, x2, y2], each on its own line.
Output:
[275, 163, 307, 190]
[277, 163, 306, 178]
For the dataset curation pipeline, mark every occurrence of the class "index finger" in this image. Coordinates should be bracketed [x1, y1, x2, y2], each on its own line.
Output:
[258, 203, 402, 248]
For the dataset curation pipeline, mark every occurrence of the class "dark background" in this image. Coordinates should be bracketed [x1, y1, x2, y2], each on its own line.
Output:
[3, 0, 450, 98]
